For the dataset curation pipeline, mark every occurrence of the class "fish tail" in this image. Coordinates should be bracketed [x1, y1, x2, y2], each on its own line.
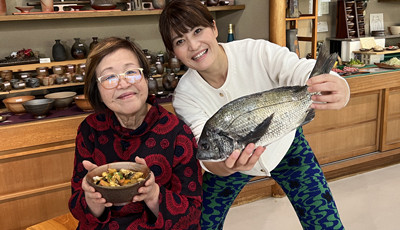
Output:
[309, 44, 338, 78]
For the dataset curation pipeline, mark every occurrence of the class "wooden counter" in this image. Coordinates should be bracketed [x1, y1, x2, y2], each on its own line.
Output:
[234, 70, 400, 205]
[1, 71, 400, 229]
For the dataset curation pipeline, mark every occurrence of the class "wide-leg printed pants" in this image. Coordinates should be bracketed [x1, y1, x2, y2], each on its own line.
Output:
[201, 128, 344, 230]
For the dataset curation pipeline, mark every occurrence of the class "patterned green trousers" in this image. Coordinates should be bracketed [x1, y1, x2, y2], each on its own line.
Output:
[201, 127, 344, 230]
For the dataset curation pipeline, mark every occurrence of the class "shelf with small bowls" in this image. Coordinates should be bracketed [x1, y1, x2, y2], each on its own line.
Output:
[0, 5, 245, 22]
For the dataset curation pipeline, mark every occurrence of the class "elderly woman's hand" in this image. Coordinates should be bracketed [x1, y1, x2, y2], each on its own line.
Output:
[133, 156, 160, 216]
[82, 160, 113, 217]
[306, 74, 350, 110]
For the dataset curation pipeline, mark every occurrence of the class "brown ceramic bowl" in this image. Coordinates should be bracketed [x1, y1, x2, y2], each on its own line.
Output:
[45, 91, 77, 109]
[74, 94, 93, 112]
[22, 98, 54, 119]
[2, 95, 35, 114]
[86, 162, 151, 205]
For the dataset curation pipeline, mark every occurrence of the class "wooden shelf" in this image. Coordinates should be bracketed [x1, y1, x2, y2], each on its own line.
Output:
[0, 82, 84, 95]
[285, 14, 316, 21]
[353, 49, 400, 55]
[284, 0, 318, 59]
[0, 5, 245, 22]
[0, 59, 86, 72]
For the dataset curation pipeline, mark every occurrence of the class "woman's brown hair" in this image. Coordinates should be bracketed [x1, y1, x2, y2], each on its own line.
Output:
[84, 37, 150, 112]
[159, 0, 214, 55]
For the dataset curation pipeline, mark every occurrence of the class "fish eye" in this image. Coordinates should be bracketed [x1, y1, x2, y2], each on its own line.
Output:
[200, 142, 210, 151]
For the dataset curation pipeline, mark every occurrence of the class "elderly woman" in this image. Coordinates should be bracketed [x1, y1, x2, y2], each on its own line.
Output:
[68, 37, 202, 229]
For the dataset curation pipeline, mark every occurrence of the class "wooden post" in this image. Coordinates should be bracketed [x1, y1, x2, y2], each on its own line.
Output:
[269, 0, 286, 47]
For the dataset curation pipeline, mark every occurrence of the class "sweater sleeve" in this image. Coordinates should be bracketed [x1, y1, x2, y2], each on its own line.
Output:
[150, 122, 202, 229]
[68, 121, 112, 226]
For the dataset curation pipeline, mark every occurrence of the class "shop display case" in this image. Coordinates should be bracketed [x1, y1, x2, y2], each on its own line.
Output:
[336, 0, 366, 39]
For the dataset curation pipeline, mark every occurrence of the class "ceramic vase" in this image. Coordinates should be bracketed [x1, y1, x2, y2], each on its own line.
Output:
[89, 37, 99, 51]
[52, 40, 67, 61]
[71, 38, 87, 59]
[40, 0, 54, 12]
[169, 56, 180, 74]
[148, 76, 158, 95]
[0, 0, 7, 16]
[162, 71, 178, 91]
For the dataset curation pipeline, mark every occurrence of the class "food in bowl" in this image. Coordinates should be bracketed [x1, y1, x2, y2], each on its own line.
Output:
[2, 95, 35, 114]
[86, 162, 151, 205]
[92, 168, 146, 187]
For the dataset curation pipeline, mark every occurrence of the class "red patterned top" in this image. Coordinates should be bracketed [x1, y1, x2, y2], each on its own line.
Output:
[69, 97, 202, 230]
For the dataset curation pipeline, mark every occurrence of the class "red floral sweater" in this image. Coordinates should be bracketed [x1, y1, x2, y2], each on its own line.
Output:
[69, 98, 202, 230]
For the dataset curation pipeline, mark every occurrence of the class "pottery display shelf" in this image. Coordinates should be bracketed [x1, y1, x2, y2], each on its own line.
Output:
[12, 9, 121, 15]
[0, 59, 85, 72]
[0, 5, 245, 21]
[0, 82, 84, 95]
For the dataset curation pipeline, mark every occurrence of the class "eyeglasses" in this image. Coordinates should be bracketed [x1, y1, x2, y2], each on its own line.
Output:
[97, 68, 144, 89]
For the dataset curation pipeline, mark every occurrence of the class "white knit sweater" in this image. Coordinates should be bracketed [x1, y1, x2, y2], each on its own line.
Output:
[172, 39, 338, 176]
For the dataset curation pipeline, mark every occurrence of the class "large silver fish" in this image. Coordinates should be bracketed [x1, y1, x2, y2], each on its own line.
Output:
[197, 46, 338, 161]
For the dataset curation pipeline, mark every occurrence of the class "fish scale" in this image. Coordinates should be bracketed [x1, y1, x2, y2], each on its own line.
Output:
[197, 46, 338, 161]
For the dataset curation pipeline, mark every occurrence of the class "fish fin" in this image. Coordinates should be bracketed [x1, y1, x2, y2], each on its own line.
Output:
[309, 44, 338, 78]
[238, 113, 274, 144]
[301, 109, 315, 126]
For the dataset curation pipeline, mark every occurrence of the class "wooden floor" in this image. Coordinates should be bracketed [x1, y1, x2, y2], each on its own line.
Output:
[26, 213, 78, 230]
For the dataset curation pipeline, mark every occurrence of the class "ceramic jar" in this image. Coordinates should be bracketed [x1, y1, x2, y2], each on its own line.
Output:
[89, 37, 99, 51]
[162, 72, 178, 91]
[52, 65, 65, 75]
[36, 67, 49, 77]
[41, 76, 55, 86]
[0, 81, 11, 91]
[17, 72, 32, 81]
[77, 63, 86, 75]
[65, 64, 76, 74]
[10, 79, 26, 89]
[143, 49, 153, 65]
[71, 38, 87, 59]
[27, 78, 40, 88]
[156, 53, 165, 64]
[0, 70, 13, 81]
[74, 75, 84, 82]
[52, 40, 67, 61]
[155, 61, 164, 75]
[148, 76, 158, 95]
[169, 56, 180, 74]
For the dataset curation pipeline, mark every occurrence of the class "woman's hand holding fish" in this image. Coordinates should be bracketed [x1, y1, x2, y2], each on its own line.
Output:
[82, 160, 113, 218]
[306, 74, 350, 110]
[203, 144, 266, 176]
